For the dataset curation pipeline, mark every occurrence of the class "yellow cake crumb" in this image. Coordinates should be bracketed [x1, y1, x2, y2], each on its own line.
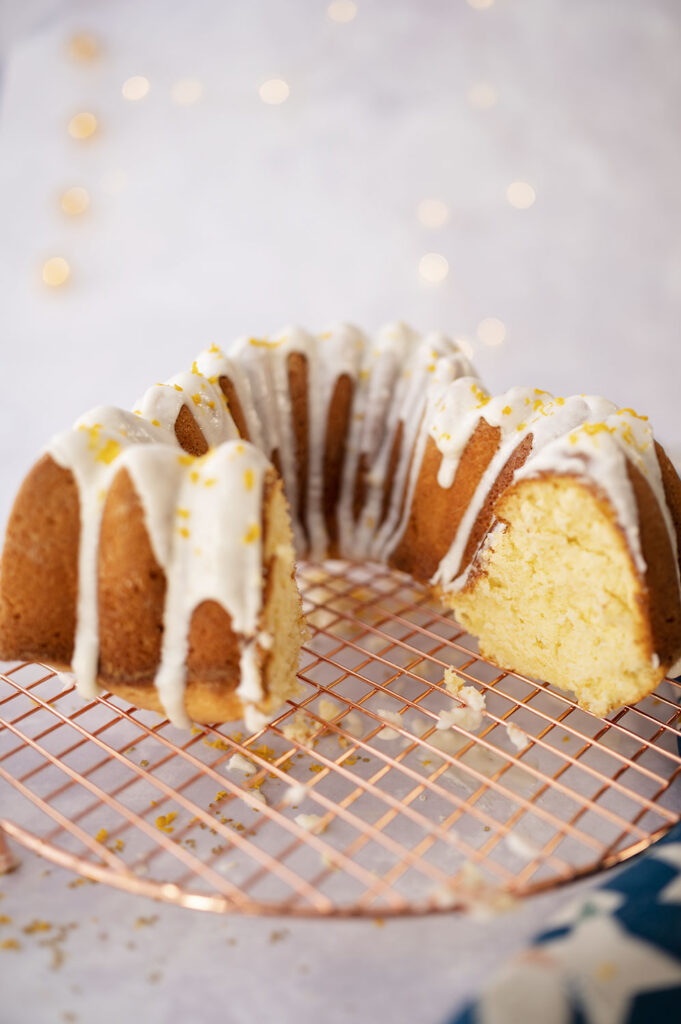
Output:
[318, 697, 340, 721]
[294, 813, 326, 834]
[282, 711, 318, 745]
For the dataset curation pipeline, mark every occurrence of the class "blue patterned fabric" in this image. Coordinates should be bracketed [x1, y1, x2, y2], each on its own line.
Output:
[449, 821, 681, 1024]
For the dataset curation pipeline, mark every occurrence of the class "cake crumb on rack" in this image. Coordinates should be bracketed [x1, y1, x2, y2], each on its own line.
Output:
[504, 831, 540, 860]
[295, 813, 326, 835]
[318, 698, 340, 721]
[282, 711, 319, 745]
[431, 862, 516, 918]
[506, 722, 528, 750]
[283, 783, 307, 806]
[226, 753, 255, 776]
[375, 708, 403, 740]
[341, 711, 364, 739]
[443, 666, 462, 694]
[438, 672, 486, 732]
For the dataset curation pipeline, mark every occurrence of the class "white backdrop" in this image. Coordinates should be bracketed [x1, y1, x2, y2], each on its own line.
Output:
[2, 0, 681, 524]
[1, 1, 680, 1021]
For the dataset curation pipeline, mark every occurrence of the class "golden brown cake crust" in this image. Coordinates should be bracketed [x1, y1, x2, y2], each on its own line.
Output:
[287, 351, 310, 545]
[0, 454, 79, 665]
[323, 374, 354, 555]
[380, 421, 404, 528]
[99, 473, 279, 708]
[624, 459, 681, 668]
[219, 375, 251, 441]
[655, 441, 681, 581]
[174, 403, 209, 456]
[352, 451, 369, 524]
[100, 678, 248, 724]
[391, 421, 500, 581]
[98, 467, 167, 682]
[459, 431, 533, 577]
[104, 598, 244, 724]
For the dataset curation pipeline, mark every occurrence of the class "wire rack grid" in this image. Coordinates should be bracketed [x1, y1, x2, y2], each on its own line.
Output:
[1, 559, 680, 917]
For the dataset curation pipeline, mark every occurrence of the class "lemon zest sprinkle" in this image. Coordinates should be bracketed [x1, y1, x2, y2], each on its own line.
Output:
[155, 812, 177, 834]
[243, 522, 261, 544]
[96, 439, 121, 465]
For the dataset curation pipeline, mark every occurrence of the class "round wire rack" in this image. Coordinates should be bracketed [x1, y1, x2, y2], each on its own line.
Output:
[1, 560, 680, 917]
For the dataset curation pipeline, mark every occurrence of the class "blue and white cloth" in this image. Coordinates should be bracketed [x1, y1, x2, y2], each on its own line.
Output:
[450, 821, 681, 1024]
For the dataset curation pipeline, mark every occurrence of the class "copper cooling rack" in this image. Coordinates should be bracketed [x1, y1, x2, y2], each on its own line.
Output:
[1, 560, 680, 917]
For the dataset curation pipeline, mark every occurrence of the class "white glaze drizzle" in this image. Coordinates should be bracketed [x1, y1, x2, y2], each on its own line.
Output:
[300, 322, 365, 557]
[194, 344, 265, 450]
[336, 321, 419, 555]
[151, 442, 270, 728]
[136, 369, 240, 449]
[228, 332, 306, 552]
[371, 340, 476, 562]
[337, 327, 475, 560]
[48, 405, 270, 727]
[228, 325, 366, 557]
[47, 407, 177, 698]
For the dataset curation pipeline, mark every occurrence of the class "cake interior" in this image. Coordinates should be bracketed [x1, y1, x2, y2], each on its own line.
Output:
[449, 476, 666, 715]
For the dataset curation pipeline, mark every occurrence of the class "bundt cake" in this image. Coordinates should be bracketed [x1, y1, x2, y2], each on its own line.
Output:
[1, 321, 680, 727]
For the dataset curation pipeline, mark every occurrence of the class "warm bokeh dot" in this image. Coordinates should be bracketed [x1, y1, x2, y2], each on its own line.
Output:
[122, 76, 150, 101]
[60, 187, 90, 216]
[259, 79, 290, 105]
[506, 181, 536, 209]
[416, 199, 450, 229]
[42, 257, 70, 287]
[171, 78, 204, 105]
[419, 252, 449, 284]
[67, 33, 99, 63]
[477, 317, 506, 346]
[467, 82, 498, 110]
[327, 1, 358, 23]
[68, 112, 98, 140]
